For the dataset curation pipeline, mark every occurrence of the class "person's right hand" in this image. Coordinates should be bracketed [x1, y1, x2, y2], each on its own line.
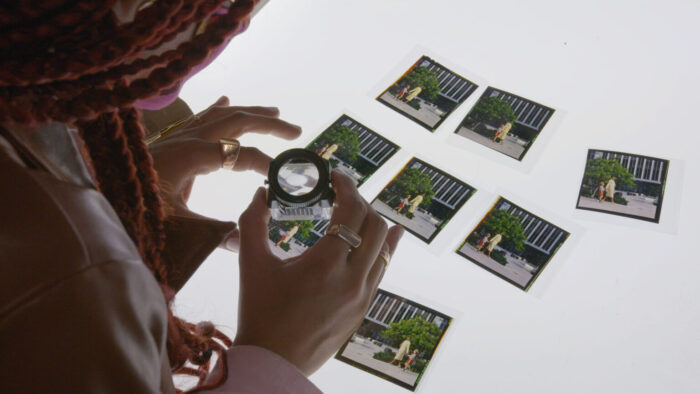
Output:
[233, 170, 404, 376]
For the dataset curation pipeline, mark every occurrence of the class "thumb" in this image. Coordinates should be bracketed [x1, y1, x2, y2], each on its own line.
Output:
[238, 187, 276, 266]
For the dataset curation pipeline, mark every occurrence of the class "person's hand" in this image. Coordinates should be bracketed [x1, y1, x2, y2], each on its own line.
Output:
[233, 171, 405, 375]
[149, 95, 301, 228]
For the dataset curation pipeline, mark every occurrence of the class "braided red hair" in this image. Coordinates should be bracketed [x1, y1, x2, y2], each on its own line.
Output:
[1, 0, 256, 391]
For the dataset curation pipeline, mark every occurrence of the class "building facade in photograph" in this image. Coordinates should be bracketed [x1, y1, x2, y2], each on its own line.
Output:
[483, 87, 554, 138]
[497, 200, 566, 257]
[366, 291, 449, 332]
[589, 150, 666, 197]
[408, 160, 472, 211]
[417, 56, 477, 106]
[337, 116, 398, 167]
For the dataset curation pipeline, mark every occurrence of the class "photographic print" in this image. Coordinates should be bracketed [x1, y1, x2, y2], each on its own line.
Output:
[377, 55, 478, 131]
[454, 87, 555, 161]
[307, 115, 400, 187]
[267, 219, 329, 258]
[457, 198, 569, 290]
[576, 149, 669, 223]
[371, 158, 476, 244]
[335, 289, 452, 391]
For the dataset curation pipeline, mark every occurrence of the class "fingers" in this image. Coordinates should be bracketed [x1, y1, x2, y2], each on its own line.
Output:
[233, 147, 272, 175]
[366, 225, 404, 291]
[238, 187, 277, 270]
[196, 96, 280, 124]
[309, 170, 369, 260]
[174, 139, 272, 176]
[348, 207, 388, 277]
[195, 111, 301, 143]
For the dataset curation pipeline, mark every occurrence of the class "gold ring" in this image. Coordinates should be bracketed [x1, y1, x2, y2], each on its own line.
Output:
[325, 224, 362, 249]
[220, 138, 241, 171]
[379, 249, 391, 270]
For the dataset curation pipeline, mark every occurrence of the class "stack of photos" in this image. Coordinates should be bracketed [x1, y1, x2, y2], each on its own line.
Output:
[371, 158, 476, 244]
[575, 149, 669, 223]
[267, 115, 400, 258]
[454, 87, 555, 161]
[307, 115, 400, 187]
[336, 289, 452, 391]
[377, 55, 478, 131]
[456, 197, 570, 290]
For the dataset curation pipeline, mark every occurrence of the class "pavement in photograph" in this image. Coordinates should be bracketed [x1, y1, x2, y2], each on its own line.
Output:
[372, 200, 438, 240]
[379, 92, 441, 128]
[455, 126, 526, 159]
[340, 340, 419, 386]
[577, 195, 657, 219]
[267, 238, 305, 259]
[458, 244, 533, 287]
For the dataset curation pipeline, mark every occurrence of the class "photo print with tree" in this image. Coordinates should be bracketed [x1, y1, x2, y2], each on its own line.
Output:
[575, 149, 669, 223]
[454, 87, 555, 161]
[371, 158, 476, 244]
[335, 289, 452, 391]
[456, 197, 570, 290]
[307, 115, 400, 187]
[377, 55, 478, 131]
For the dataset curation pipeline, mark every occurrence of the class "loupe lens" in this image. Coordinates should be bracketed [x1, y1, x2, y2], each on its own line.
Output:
[277, 159, 319, 196]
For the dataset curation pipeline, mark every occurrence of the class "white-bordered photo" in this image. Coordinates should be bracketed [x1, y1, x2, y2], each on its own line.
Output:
[453, 86, 555, 161]
[370, 158, 477, 244]
[456, 197, 570, 291]
[335, 288, 452, 392]
[376, 55, 479, 132]
[306, 114, 400, 187]
[575, 149, 669, 223]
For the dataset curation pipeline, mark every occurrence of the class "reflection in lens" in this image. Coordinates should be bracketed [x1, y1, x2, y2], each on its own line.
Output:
[278, 159, 319, 196]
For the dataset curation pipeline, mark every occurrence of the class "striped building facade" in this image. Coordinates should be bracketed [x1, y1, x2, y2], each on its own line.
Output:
[484, 87, 554, 132]
[589, 150, 666, 187]
[408, 160, 473, 210]
[496, 200, 567, 256]
[365, 291, 449, 331]
[337, 116, 398, 167]
[418, 56, 478, 104]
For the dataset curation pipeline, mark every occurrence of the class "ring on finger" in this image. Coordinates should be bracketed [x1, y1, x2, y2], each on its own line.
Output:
[325, 224, 362, 249]
[220, 138, 241, 170]
[378, 249, 391, 270]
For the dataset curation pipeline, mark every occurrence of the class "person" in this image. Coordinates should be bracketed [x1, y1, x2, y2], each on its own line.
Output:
[316, 144, 329, 156]
[406, 194, 424, 216]
[493, 121, 512, 144]
[395, 194, 411, 214]
[477, 233, 491, 251]
[404, 86, 423, 103]
[605, 176, 617, 204]
[390, 337, 411, 366]
[276, 224, 300, 247]
[403, 349, 419, 371]
[0, 2, 405, 392]
[321, 142, 339, 160]
[596, 182, 606, 202]
[486, 232, 503, 258]
[396, 84, 410, 100]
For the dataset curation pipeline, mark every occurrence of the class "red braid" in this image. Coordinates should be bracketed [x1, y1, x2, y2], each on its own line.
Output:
[1, 0, 257, 391]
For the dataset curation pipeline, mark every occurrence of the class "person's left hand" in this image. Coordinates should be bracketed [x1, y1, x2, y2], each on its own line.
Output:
[149, 96, 302, 246]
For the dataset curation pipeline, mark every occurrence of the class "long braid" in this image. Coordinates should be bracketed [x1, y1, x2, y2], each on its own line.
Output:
[2, 0, 257, 391]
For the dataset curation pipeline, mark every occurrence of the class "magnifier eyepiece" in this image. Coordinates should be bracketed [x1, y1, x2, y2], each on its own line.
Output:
[267, 148, 334, 221]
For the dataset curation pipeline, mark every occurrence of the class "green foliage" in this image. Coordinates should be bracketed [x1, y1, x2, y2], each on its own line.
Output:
[268, 227, 282, 243]
[401, 66, 442, 100]
[614, 193, 629, 205]
[583, 158, 636, 190]
[381, 168, 434, 207]
[467, 96, 516, 126]
[278, 220, 314, 239]
[308, 125, 361, 163]
[280, 242, 291, 251]
[490, 250, 508, 265]
[372, 350, 396, 363]
[380, 317, 443, 356]
[479, 209, 526, 252]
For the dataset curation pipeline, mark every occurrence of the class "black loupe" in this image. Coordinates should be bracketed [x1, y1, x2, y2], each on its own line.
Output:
[267, 148, 334, 221]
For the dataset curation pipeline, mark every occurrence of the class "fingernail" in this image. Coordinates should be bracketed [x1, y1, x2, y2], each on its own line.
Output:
[397, 226, 405, 240]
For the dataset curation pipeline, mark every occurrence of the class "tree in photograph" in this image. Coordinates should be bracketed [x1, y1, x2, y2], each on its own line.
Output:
[401, 66, 441, 100]
[478, 209, 526, 252]
[308, 124, 361, 163]
[465, 96, 516, 129]
[279, 220, 314, 239]
[380, 317, 443, 356]
[582, 158, 636, 191]
[381, 168, 434, 206]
